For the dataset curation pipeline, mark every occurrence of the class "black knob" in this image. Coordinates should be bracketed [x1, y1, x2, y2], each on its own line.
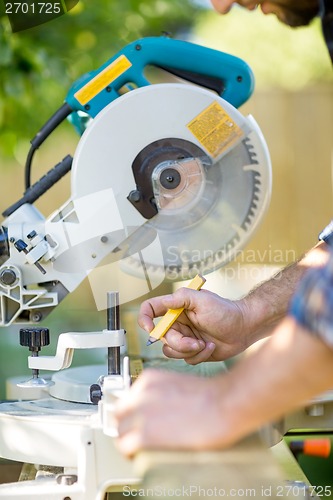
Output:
[90, 383, 102, 405]
[20, 327, 50, 352]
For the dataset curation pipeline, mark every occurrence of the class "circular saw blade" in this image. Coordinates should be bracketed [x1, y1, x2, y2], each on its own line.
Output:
[71, 83, 271, 282]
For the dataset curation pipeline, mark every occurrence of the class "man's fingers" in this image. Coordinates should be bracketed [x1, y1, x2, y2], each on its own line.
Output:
[163, 328, 205, 355]
[138, 296, 171, 332]
[163, 343, 205, 360]
[185, 342, 216, 365]
[138, 289, 199, 332]
[163, 336, 220, 364]
[116, 430, 142, 459]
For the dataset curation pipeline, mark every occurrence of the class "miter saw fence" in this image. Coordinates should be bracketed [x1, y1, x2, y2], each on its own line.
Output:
[0, 36, 271, 324]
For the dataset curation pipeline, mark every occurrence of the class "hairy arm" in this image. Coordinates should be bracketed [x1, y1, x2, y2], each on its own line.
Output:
[239, 241, 330, 345]
[215, 317, 333, 448]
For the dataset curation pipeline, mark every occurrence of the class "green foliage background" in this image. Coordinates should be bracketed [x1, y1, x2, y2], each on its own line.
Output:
[0, 0, 199, 157]
[194, 6, 333, 90]
[1, 1, 332, 161]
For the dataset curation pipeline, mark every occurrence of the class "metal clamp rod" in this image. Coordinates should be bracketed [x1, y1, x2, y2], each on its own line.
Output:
[107, 291, 121, 375]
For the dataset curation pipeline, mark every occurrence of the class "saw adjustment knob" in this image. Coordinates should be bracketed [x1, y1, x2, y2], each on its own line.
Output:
[19, 327, 51, 386]
[20, 327, 50, 352]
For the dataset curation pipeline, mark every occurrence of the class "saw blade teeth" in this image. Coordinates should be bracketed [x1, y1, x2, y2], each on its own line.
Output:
[242, 137, 259, 164]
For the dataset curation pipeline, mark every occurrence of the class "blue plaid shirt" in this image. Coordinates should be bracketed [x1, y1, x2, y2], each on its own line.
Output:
[290, 221, 333, 347]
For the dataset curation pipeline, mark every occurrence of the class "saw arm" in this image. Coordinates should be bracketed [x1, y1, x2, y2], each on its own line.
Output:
[0, 37, 270, 326]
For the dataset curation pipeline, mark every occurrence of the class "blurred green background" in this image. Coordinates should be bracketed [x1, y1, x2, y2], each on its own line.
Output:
[0, 0, 332, 390]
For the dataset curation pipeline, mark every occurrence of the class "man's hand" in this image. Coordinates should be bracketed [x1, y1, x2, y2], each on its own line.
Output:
[139, 288, 250, 363]
[114, 369, 231, 458]
[116, 316, 333, 459]
[139, 243, 330, 364]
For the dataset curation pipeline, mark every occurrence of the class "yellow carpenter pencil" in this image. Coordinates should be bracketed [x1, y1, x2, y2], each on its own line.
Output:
[146, 274, 206, 346]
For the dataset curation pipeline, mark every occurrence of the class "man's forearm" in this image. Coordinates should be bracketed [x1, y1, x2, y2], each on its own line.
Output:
[239, 241, 330, 345]
[215, 316, 333, 449]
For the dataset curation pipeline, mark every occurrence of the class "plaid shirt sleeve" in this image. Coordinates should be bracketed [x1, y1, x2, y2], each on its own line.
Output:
[289, 250, 333, 349]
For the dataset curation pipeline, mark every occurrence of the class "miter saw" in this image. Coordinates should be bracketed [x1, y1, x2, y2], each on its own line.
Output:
[0, 36, 273, 498]
[0, 36, 271, 325]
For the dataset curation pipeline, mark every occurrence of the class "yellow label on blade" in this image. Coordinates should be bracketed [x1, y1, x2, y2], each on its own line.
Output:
[74, 55, 132, 106]
[187, 102, 244, 158]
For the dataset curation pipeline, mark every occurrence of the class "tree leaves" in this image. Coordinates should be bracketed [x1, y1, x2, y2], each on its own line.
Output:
[0, 0, 198, 156]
